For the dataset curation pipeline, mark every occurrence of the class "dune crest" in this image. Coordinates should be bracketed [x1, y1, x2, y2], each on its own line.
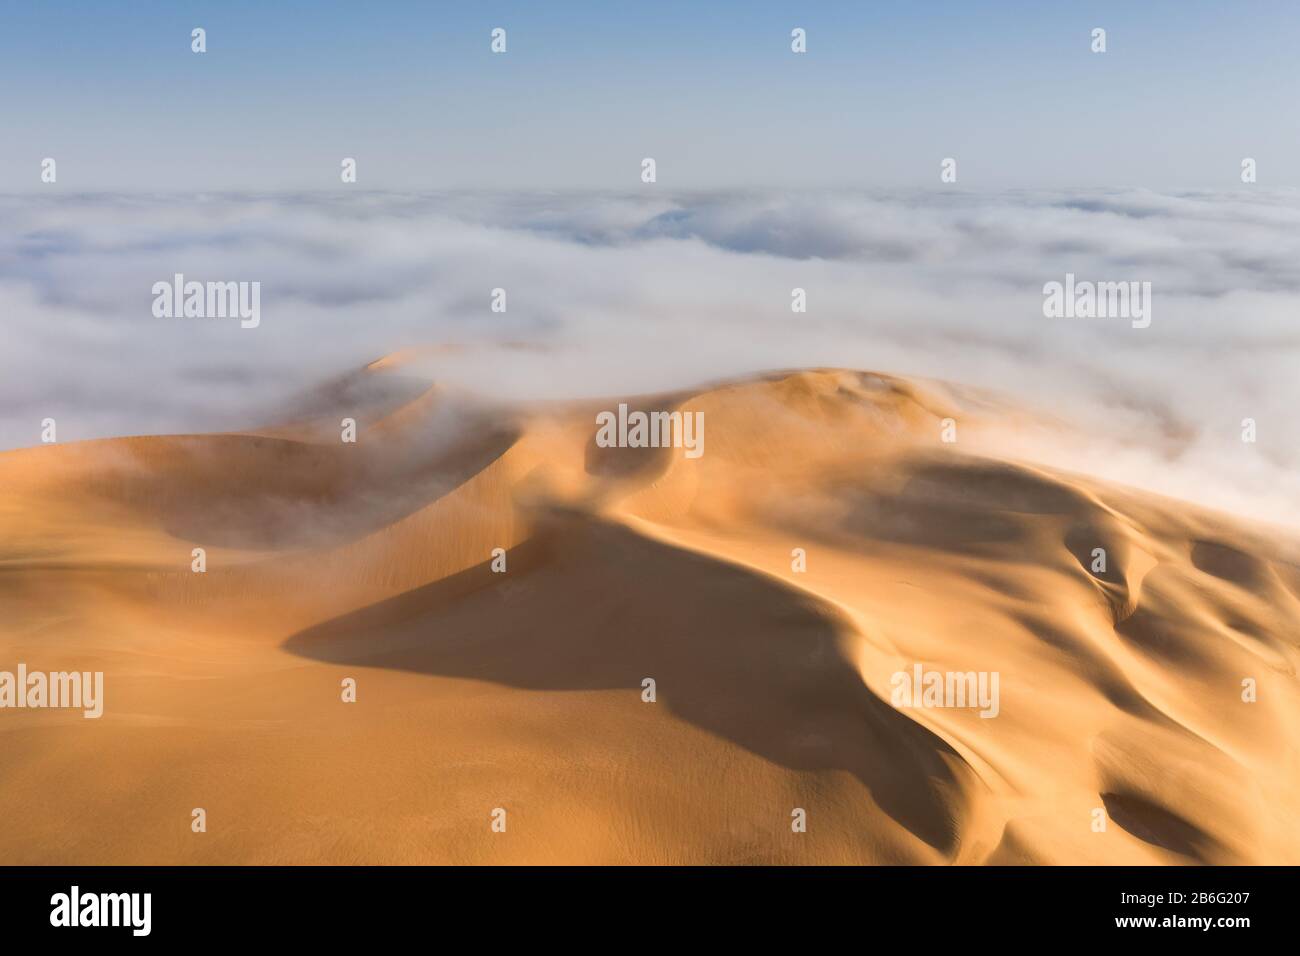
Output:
[2, 359, 1297, 864]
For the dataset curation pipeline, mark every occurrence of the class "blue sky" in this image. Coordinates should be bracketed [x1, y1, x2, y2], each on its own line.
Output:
[2, 0, 1298, 189]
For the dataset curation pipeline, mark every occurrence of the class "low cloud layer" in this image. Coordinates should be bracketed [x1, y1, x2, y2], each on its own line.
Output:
[2, 188, 1298, 526]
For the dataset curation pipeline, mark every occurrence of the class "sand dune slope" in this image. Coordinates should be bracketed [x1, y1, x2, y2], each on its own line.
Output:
[1, 361, 1297, 864]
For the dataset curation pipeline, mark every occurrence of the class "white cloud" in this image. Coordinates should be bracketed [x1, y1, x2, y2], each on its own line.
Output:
[2, 188, 1297, 526]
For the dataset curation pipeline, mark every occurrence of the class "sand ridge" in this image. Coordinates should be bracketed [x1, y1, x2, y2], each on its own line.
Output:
[1, 358, 1297, 864]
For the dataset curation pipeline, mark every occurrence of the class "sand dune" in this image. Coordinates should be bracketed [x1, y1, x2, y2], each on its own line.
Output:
[2, 358, 1298, 864]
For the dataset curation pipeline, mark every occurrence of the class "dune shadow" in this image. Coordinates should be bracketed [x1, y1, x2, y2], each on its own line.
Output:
[1100, 791, 1221, 860]
[282, 512, 975, 855]
[825, 457, 1092, 561]
[93, 426, 520, 550]
[582, 401, 678, 482]
[1190, 539, 1272, 592]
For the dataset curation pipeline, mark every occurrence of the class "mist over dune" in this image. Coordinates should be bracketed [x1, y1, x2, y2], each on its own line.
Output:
[3, 188, 1298, 526]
